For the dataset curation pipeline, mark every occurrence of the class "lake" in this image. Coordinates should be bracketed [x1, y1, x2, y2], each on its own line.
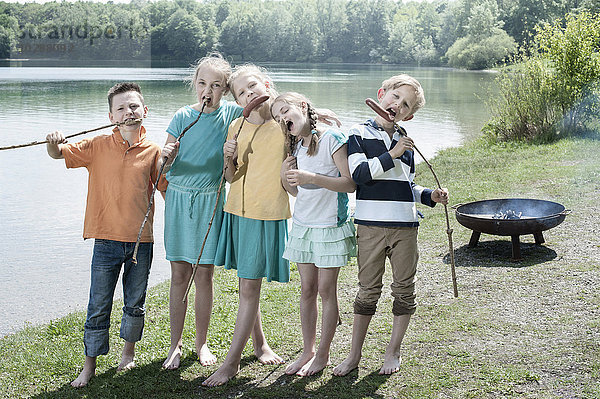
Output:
[0, 64, 495, 336]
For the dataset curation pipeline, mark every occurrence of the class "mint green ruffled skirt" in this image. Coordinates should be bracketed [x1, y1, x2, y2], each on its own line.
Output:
[283, 220, 357, 268]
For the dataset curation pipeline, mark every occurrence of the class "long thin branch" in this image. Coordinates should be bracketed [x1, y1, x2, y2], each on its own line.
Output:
[0, 119, 142, 151]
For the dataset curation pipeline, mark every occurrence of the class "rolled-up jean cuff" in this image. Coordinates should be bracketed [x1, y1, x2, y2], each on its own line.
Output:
[84, 326, 110, 357]
[120, 312, 145, 343]
[392, 299, 416, 316]
[354, 301, 377, 316]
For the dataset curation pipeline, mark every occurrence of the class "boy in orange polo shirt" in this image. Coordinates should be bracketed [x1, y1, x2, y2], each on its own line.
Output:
[46, 82, 177, 388]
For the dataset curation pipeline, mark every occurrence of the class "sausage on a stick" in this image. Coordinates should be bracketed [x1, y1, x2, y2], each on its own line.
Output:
[365, 98, 458, 297]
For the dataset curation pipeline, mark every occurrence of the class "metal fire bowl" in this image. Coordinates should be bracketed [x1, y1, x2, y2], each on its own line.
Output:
[455, 198, 569, 236]
[454, 198, 570, 260]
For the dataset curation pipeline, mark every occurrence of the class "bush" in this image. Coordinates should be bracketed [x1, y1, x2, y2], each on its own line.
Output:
[484, 11, 600, 142]
[483, 57, 559, 142]
[536, 12, 600, 135]
[446, 29, 517, 70]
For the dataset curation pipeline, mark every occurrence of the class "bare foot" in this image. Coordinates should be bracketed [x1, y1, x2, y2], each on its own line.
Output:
[255, 345, 284, 365]
[162, 345, 182, 370]
[379, 355, 401, 375]
[332, 354, 360, 376]
[285, 351, 315, 375]
[202, 362, 240, 387]
[117, 358, 135, 372]
[118, 341, 136, 372]
[297, 354, 330, 377]
[71, 357, 96, 388]
[197, 343, 217, 366]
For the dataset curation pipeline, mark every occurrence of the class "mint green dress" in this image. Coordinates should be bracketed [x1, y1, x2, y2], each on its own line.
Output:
[164, 101, 242, 264]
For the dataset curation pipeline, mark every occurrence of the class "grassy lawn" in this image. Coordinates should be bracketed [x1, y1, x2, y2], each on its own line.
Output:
[1, 137, 599, 398]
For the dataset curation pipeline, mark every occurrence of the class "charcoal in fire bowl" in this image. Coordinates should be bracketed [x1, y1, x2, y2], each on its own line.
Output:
[454, 198, 571, 261]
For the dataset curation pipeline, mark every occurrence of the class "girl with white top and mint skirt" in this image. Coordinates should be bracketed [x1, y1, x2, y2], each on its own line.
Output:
[272, 92, 356, 377]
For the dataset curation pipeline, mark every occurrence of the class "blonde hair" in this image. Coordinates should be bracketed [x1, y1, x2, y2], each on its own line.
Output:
[272, 92, 319, 156]
[188, 52, 232, 94]
[228, 63, 279, 121]
[228, 63, 278, 100]
[381, 74, 426, 116]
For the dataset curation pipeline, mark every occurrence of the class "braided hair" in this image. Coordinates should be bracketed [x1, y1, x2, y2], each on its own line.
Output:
[271, 92, 320, 157]
[305, 102, 319, 156]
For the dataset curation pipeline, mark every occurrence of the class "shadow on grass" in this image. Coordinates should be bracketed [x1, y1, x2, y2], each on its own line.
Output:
[213, 367, 390, 399]
[446, 238, 558, 268]
[29, 354, 205, 399]
[31, 352, 390, 398]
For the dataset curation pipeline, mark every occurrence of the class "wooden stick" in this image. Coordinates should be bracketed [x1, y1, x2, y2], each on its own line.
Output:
[181, 170, 226, 303]
[182, 95, 269, 303]
[181, 118, 247, 303]
[365, 98, 458, 297]
[131, 101, 207, 264]
[0, 119, 143, 151]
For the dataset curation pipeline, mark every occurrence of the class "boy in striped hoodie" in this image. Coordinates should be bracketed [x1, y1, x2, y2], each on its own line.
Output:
[333, 74, 449, 376]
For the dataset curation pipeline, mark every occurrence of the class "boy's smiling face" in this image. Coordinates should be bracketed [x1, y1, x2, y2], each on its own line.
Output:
[377, 84, 417, 122]
[108, 91, 147, 128]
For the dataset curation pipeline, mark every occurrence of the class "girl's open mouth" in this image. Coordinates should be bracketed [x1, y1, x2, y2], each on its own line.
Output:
[387, 108, 397, 118]
[286, 121, 293, 132]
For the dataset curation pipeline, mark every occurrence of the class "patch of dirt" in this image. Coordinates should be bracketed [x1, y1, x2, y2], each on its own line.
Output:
[409, 193, 600, 397]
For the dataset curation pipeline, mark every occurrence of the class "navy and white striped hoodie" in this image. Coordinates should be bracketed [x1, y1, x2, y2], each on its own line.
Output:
[347, 119, 435, 227]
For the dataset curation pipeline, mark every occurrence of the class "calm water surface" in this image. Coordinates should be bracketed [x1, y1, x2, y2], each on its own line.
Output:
[0, 65, 494, 336]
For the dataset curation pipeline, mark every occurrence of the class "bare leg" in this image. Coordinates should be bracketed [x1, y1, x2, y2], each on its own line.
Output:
[71, 356, 96, 388]
[163, 261, 192, 370]
[117, 341, 136, 371]
[252, 307, 284, 365]
[194, 265, 217, 366]
[333, 313, 372, 376]
[298, 267, 340, 377]
[379, 314, 410, 375]
[287, 263, 318, 374]
[203, 278, 262, 387]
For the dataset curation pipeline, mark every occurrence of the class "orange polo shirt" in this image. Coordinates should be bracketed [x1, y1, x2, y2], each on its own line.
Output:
[62, 126, 162, 242]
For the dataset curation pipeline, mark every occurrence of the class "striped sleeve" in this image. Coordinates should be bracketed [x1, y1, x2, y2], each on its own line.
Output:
[411, 182, 435, 207]
[347, 125, 395, 184]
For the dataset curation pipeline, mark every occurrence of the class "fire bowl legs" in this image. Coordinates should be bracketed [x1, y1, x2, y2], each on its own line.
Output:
[467, 230, 546, 261]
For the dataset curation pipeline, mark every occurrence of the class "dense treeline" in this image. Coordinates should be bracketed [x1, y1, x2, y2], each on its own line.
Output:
[0, 0, 599, 68]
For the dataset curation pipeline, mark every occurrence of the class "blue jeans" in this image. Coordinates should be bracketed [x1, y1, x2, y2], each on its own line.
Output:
[83, 239, 153, 357]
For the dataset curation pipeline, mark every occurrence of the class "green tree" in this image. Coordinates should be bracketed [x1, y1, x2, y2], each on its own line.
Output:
[341, 0, 391, 62]
[446, 0, 517, 69]
[165, 8, 215, 60]
[0, 13, 18, 58]
[499, 0, 565, 45]
[218, 2, 267, 61]
[314, 0, 348, 61]
[386, 1, 444, 65]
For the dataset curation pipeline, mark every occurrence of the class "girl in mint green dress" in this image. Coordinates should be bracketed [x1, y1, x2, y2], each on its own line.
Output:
[161, 54, 242, 370]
